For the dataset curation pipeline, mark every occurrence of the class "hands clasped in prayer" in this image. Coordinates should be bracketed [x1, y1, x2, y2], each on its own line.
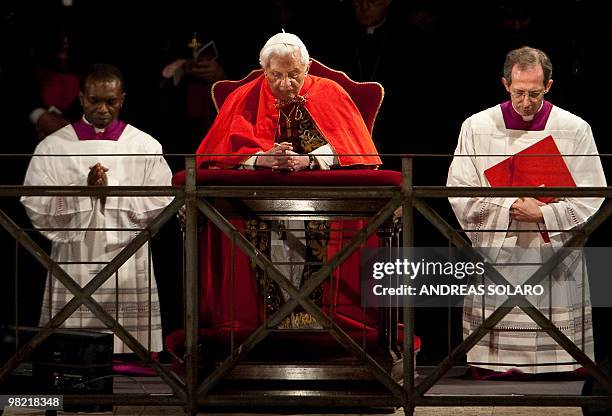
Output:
[22, 63, 173, 354]
[255, 142, 311, 172]
[88, 162, 109, 186]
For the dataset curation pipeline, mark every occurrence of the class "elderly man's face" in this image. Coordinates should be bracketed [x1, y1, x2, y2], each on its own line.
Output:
[79, 78, 125, 129]
[502, 64, 553, 118]
[265, 53, 308, 102]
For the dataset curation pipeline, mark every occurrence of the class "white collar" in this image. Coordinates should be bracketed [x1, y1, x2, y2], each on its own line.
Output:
[365, 18, 387, 35]
[511, 100, 544, 122]
[82, 115, 106, 133]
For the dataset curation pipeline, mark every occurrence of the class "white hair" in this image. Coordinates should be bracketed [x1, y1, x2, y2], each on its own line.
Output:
[259, 35, 310, 69]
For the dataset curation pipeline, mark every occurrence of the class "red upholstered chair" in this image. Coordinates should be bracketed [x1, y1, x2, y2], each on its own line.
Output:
[166, 59, 419, 381]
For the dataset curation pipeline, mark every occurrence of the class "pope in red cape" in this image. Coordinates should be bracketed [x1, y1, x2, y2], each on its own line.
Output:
[196, 37, 380, 169]
[191, 32, 382, 335]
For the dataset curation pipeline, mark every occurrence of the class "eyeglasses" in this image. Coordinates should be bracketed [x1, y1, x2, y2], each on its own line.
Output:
[266, 71, 306, 83]
[509, 89, 548, 100]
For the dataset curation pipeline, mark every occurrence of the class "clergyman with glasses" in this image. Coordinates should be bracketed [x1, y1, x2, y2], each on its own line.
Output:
[446, 46, 606, 377]
[195, 32, 380, 328]
[196, 31, 380, 171]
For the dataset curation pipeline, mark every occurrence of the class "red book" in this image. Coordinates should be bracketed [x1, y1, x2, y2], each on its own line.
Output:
[484, 135, 576, 242]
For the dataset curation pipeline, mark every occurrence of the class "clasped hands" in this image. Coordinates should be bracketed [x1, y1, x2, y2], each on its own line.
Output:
[88, 162, 108, 186]
[509, 197, 558, 223]
[255, 142, 311, 172]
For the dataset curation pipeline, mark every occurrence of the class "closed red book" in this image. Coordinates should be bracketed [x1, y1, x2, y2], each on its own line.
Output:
[484, 135, 576, 242]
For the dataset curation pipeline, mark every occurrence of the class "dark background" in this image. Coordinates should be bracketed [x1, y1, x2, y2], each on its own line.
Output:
[2, 0, 612, 366]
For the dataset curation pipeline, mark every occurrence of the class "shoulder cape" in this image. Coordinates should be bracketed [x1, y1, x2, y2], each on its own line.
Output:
[196, 74, 381, 168]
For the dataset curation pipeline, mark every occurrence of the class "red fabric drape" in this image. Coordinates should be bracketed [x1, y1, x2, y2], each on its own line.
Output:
[165, 170, 423, 358]
[195, 75, 381, 168]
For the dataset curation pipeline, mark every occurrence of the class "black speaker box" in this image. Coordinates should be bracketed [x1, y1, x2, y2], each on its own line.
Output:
[0, 325, 113, 412]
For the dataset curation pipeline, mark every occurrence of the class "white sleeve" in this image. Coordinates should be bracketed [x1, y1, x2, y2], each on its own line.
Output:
[103, 143, 174, 245]
[446, 120, 516, 248]
[240, 152, 264, 170]
[540, 124, 606, 244]
[310, 144, 337, 170]
[21, 152, 95, 243]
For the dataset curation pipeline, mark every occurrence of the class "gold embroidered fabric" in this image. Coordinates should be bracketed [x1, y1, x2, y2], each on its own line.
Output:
[240, 104, 332, 329]
[277, 103, 328, 153]
[245, 219, 329, 329]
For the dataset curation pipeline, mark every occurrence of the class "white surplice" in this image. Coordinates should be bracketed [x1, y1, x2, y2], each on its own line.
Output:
[447, 104, 606, 373]
[21, 124, 173, 353]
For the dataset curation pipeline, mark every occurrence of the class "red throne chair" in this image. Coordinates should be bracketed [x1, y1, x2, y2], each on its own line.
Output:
[166, 59, 420, 384]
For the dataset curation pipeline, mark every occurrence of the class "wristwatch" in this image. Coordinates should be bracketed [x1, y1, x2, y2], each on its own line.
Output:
[308, 154, 317, 170]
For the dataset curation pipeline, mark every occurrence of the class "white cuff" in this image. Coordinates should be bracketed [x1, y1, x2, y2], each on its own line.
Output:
[241, 152, 264, 170]
[310, 144, 337, 170]
[502, 197, 519, 209]
[540, 204, 559, 238]
[29, 108, 46, 125]
[173, 64, 185, 86]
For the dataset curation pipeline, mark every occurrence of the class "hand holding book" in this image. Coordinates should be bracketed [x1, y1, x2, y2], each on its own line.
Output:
[484, 135, 576, 203]
[484, 135, 576, 242]
[186, 40, 223, 82]
[509, 197, 545, 223]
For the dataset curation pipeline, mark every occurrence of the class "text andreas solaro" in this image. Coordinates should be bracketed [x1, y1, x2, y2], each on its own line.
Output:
[360, 247, 545, 308]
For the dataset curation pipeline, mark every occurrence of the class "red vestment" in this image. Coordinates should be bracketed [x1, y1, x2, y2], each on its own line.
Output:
[195, 74, 381, 168]
[186, 73, 392, 350]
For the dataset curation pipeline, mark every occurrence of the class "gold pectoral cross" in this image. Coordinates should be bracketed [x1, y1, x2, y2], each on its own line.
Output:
[187, 33, 202, 59]
[281, 105, 297, 138]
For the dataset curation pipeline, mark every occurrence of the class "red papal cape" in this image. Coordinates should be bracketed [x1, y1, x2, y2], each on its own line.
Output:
[185, 73, 386, 352]
[196, 74, 381, 167]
